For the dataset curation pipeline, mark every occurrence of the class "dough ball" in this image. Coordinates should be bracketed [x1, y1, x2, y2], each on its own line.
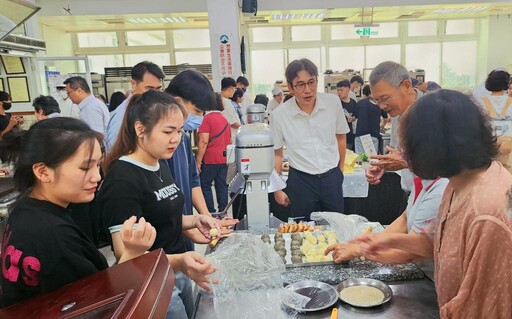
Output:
[291, 255, 303, 264]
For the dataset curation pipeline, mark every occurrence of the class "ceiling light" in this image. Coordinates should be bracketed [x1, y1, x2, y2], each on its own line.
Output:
[432, 7, 487, 14]
[272, 13, 326, 20]
[127, 17, 187, 24]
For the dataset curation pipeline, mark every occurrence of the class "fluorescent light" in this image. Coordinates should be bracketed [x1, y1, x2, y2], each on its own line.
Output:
[272, 13, 326, 20]
[127, 17, 187, 24]
[432, 7, 487, 14]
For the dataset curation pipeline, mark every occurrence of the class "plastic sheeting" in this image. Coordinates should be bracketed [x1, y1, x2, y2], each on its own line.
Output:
[310, 212, 384, 243]
[206, 233, 307, 319]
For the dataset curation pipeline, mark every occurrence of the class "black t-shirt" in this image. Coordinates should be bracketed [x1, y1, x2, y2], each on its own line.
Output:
[341, 98, 357, 145]
[99, 158, 186, 255]
[0, 113, 11, 132]
[354, 98, 388, 139]
[0, 198, 108, 308]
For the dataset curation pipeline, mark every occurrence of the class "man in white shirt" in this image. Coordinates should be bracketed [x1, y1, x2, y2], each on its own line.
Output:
[54, 83, 79, 118]
[220, 77, 241, 143]
[271, 59, 350, 221]
[63, 76, 110, 137]
[236, 76, 252, 123]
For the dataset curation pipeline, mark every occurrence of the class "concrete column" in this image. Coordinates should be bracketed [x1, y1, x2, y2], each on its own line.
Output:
[207, 0, 242, 91]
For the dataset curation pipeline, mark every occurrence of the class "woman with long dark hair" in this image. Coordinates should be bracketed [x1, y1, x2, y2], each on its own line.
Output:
[0, 118, 155, 308]
[99, 90, 221, 319]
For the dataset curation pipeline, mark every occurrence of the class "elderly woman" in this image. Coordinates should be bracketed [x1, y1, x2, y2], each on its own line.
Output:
[353, 90, 512, 318]
[480, 70, 512, 136]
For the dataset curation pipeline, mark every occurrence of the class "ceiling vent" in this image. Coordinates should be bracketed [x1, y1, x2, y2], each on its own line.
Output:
[0, 34, 46, 52]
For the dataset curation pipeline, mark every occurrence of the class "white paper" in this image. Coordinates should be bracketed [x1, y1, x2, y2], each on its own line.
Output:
[360, 134, 378, 158]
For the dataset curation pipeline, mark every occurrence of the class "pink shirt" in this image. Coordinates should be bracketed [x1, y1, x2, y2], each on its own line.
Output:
[434, 161, 512, 318]
[197, 111, 231, 165]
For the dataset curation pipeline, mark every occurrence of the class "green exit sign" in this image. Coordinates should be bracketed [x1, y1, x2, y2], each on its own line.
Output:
[356, 27, 379, 36]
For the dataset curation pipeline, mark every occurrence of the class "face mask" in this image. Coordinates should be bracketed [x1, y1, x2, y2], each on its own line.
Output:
[2, 102, 11, 110]
[57, 90, 68, 99]
[184, 113, 203, 131]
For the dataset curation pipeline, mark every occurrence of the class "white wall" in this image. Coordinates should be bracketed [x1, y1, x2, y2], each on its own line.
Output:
[40, 25, 74, 57]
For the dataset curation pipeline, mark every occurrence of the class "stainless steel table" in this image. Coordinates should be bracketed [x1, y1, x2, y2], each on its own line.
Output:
[193, 276, 439, 319]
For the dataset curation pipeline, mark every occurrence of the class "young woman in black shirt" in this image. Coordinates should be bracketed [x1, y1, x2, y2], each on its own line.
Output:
[100, 90, 222, 319]
[0, 118, 155, 308]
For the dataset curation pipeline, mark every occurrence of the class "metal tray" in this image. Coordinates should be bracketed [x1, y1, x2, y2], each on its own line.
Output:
[336, 278, 393, 308]
[283, 280, 338, 312]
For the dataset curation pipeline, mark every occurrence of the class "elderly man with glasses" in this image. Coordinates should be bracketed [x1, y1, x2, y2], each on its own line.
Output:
[271, 58, 350, 221]
[366, 61, 424, 192]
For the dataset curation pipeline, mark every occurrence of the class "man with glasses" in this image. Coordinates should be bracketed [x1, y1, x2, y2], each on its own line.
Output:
[365, 61, 424, 191]
[63, 76, 110, 137]
[271, 59, 349, 221]
[105, 61, 164, 150]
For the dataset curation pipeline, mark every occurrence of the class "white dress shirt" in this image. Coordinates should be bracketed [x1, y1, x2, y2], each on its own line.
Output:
[221, 97, 241, 143]
[78, 94, 110, 136]
[271, 93, 349, 175]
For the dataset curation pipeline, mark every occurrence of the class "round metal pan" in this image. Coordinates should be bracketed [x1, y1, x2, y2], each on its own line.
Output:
[283, 280, 338, 312]
[337, 278, 393, 308]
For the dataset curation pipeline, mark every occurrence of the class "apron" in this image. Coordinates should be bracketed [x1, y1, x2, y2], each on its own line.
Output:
[482, 96, 512, 136]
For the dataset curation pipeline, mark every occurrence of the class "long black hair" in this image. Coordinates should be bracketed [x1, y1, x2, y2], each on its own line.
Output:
[13, 117, 102, 194]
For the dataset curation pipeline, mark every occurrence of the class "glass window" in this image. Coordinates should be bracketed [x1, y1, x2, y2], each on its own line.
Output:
[446, 19, 475, 35]
[329, 47, 364, 73]
[77, 32, 118, 48]
[331, 25, 360, 40]
[88, 55, 123, 74]
[175, 51, 212, 65]
[291, 25, 321, 42]
[442, 41, 477, 88]
[252, 27, 283, 43]
[173, 29, 210, 49]
[251, 50, 285, 96]
[406, 43, 441, 83]
[374, 23, 399, 38]
[126, 30, 166, 46]
[408, 21, 438, 36]
[288, 48, 324, 92]
[365, 44, 400, 68]
[124, 53, 170, 67]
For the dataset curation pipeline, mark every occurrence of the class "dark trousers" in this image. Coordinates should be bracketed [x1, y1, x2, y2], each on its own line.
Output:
[200, 164, 228, 213]
[286, 166, 344, 221]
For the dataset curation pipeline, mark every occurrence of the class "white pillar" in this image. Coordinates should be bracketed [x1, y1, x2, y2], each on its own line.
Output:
[207, 0, 242, 91]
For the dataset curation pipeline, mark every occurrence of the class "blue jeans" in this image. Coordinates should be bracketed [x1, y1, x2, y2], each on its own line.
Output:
[166, 272, 194, 319]
[200, 164, 228, 213]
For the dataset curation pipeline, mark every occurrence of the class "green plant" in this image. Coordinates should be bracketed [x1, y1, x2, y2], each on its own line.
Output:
[359, 152, 368, 162]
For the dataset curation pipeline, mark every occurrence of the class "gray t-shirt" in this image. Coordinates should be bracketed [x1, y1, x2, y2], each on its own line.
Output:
[406, 178, 449, 233]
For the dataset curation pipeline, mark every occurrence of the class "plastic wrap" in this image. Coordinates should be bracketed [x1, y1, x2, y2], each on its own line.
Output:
[310, 212, 383, 243]
[206, 233, 306, 318]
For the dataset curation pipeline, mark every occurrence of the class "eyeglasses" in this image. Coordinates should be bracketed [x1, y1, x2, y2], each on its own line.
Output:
[293, 78, 318, 91]
[370, 81, 404, 106]
[65, 88, 77, 95]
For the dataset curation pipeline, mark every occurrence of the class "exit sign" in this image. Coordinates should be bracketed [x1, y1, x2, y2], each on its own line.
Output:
[355, 27, 379, 36]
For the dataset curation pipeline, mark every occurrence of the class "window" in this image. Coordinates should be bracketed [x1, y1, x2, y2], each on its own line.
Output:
[406, 43, 441, 83]
[365, 45, 400, 68]
[408, 21, 438, 37]
[88, 55, 123, 74]
[175, 51, 212, 65]
[124, 53, 170, 67]
[374, 23, 399, 38]
[251, 50, 285, 96]
[77, 32, 118, 48]
[126, 30, 166, 46]
[291, 25, 321, 42]
[173, 29, 210, 49]
[442, 41, 477, 88]
[329, 47, 364, 73]
[331, 25, 360, 40]
[445, 19, 475, 35]
[252, 27, 283, 43]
